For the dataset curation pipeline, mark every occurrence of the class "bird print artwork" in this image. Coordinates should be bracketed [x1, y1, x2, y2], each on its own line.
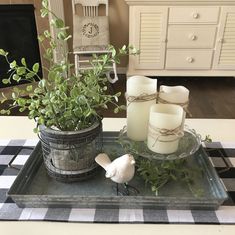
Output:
[95, 153, 138, 195]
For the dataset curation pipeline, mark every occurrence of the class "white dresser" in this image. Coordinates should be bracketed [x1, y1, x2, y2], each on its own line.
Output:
[125, 0, 235, 77]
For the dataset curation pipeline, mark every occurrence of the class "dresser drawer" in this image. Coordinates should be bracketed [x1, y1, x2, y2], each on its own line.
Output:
[167, 25, 217, 48]
[166, 50, 213, 69]
[169, 7, 220, 24]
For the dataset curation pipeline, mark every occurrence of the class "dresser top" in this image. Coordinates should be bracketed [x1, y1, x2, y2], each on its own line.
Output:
[125, 0, 235, 6]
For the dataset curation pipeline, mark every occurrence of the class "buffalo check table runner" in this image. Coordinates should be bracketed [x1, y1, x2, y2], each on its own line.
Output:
[0, 139, 235, 224]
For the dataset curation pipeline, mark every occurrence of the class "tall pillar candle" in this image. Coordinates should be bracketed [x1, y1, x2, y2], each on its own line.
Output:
[126, 76, 157, 141]
[147, 104, 184, 154]
[159, 85, 189, 127]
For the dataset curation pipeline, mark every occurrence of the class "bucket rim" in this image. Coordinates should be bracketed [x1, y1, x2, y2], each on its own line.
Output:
[39, 120, 102, 136]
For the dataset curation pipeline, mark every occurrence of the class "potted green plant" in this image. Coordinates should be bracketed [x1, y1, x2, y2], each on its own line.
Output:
[0, 0, 137, 182]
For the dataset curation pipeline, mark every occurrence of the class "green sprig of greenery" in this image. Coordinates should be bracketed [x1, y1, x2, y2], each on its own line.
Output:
[136, 157, 204, 197]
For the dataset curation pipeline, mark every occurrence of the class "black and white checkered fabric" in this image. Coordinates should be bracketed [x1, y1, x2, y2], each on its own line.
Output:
[0, 139, 235, 224]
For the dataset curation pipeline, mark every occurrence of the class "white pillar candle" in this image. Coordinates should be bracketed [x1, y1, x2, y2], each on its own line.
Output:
[126, 76, 157, 141]
[158, 85, 190, 127]
[147, 104, 184, 154]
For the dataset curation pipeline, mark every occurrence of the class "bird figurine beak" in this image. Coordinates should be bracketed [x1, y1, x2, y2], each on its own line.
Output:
[131, 159, 135, 165]
[128, 154, 135, 165]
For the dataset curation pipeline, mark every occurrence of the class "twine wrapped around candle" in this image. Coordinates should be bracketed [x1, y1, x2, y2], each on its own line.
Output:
[148, 123, 184, 146]
[126, 92, 158, 105]
[158, 93, 192, 117]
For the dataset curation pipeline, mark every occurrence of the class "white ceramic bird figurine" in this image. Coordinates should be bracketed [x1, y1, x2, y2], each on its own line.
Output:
[95, 153, 136, 184]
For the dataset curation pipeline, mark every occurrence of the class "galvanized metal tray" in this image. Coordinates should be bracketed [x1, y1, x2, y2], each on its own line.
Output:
[8, 132, 228, 209]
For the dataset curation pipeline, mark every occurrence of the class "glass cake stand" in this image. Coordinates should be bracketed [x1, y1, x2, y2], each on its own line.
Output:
[118, 126, 201, 161]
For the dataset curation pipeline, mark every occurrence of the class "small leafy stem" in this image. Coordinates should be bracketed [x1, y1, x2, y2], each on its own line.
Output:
[202, 135, 213, 143]
[135, 157, 204, 197]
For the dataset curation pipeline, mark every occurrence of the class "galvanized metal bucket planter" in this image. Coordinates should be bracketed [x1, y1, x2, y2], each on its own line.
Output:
[39, 121, 102, 182]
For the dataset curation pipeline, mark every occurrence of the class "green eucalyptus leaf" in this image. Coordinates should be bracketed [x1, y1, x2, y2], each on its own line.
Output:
[50, 95, 56, 103]
[62, 65, 67, 71]
[119, 105, 126, 110]
[39, 79, 46, 88]
[38, 116, 45, 125]
[57, 31, 67, 40]
[49, 40, 56, 48]
[78, 96, 87, 105]
[40, 8, 48, 18]
[0, 49, 8, 56]
[2, 79, 9, 84]
[40, 109, 46, 114]
[33, 63, 39, 73]
[46, 48, 52, 57]
[42, 0, 48, 8]
[48, 71, 56, 81]
[10, 60, 17, 69]
[1, 109, 10, 115]
[84, 109, 91, 118]
[17, 67, 26, 76]
[17, 98, 26, 106]
[60, 92, 67, 100]
[116, 92, 121, 97]
[55, 90, 61, 96]
[55, 74, 62, 83]
[26, 85, 33, 92]
[12, 74, 20, 82]
[42, 99, 49, 105]
[21, 58, 26, 66]
[111, 48, 116, 58]
[121, 45, 127, 51]
[70, 87, 79, 98]
[26, 72, 35, 79]
[114, 107, 119, 114]
[33, 127, 39, 133]
[19, 107, 26, 112]
[0, 109, 7, 114]
[54, 18, 65, 28]
[44, 30, 51, 38]
[38, 35, 45, 42]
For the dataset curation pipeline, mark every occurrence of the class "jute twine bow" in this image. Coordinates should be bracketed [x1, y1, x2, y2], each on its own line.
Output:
[125, 92, 158, 106]
[158, 92, 192, 117]
[148, 123, 184, 147]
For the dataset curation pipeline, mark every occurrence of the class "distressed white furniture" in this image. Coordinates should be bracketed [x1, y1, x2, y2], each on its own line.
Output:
[125, 0, 235, 77]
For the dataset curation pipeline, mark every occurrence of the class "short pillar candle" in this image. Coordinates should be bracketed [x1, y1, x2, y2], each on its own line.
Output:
[126, 76, 157, 141]
[147, 104, 184, 154]
[158, 85, 189, 127]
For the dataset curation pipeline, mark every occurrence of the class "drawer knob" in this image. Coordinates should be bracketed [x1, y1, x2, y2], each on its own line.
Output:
[192, 12, 199, 19]
[186, 57, 194, 63]
[189, 34, 197, 41]
[218, 38, 224, 43]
